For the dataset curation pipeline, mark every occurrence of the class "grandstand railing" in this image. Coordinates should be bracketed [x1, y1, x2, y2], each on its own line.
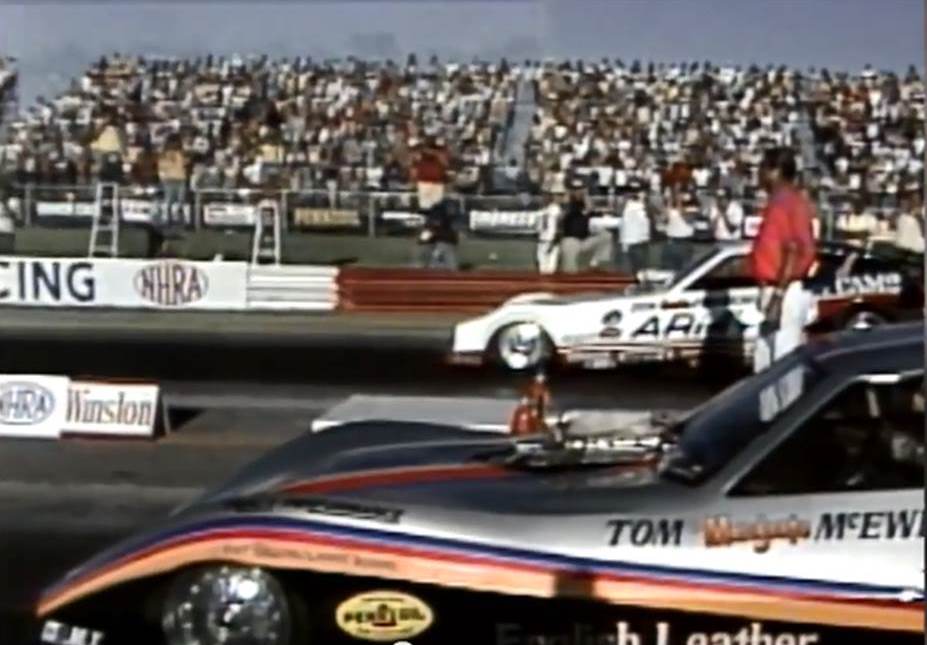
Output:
[5, 182, 899, 246]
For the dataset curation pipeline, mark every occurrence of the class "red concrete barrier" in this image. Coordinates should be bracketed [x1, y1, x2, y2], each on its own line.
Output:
[338, 267, 634, 313]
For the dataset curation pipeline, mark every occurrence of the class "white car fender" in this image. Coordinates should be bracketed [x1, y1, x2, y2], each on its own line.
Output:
[502, 291, 558, 306]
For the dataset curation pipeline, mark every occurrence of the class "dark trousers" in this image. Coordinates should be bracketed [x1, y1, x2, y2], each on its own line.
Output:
[626, 242, 649, 274]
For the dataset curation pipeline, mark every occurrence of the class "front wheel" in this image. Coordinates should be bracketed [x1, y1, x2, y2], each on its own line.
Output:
[492, 322, 553, 371]
[161, 565, 308, 645]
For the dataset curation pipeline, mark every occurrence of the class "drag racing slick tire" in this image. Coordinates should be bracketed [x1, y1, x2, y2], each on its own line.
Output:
[491, 322, 553, 371]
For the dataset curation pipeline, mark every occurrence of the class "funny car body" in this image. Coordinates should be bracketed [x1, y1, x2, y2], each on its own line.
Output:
[37, 323, 924, 644]
[449, 242, 924, 370]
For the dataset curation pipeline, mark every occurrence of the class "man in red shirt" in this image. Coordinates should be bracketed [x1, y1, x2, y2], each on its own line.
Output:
[750, 147, 817, 376]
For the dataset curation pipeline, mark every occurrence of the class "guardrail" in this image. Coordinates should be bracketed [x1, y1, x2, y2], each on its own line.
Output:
[338, 267, 633, 313]
[0, 253, 635, 315]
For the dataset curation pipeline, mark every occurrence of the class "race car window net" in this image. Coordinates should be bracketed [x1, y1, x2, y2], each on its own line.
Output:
[660, 348, 827, 484]
[730, 372, 924, 496]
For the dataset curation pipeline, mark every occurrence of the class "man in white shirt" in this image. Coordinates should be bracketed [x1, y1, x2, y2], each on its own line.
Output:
[536, 191, 563, 274]
[894, 194, 925, 254]
[662, 190, 694, 272]
[710, 188, 744, 241]
[620, 183, 651, 274]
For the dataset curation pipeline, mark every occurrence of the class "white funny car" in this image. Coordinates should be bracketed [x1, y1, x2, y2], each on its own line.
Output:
[449, 242, 916, 371]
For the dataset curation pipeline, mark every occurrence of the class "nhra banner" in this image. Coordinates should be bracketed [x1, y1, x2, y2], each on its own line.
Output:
[0, 376, 161, 439]
[0, 374, 70, 439]
[0, 256, 247, 310]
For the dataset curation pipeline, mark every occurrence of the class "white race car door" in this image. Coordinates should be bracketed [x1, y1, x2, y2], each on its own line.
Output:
[701, 370, 924, 628]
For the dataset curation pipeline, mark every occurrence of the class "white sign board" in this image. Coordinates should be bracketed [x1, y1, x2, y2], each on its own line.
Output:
[34, 200, 190, 225]
[203, 203, 257, 227]
[469, 209, 539, 235]
[0, 375, 70, 439]
[65, 381, 160, 437]
[380, 211, 425, 228]
[0, 256, 248, 310]
[469, 210, 620, 235]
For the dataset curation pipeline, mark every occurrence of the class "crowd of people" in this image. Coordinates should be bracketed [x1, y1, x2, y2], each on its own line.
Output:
[0, 54, 922, 265]
[0, 53, 516, 198]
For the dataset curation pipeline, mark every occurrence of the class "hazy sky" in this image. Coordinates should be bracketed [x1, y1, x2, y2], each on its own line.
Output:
[1, 0, 923, 103]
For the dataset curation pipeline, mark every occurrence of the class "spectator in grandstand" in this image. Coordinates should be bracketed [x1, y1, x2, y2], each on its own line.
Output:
[619, 183, 651, 274]
[836, 199, 883, 247]
[412, 137, 449, 211]
[893, 192, 925, 254]
[131, 142, 160, 188]
[710, 188, 744, 241]
[536, 191, 563, 274]
[559, 180, 611, 273]
[158, 135, 188, 225]
[662, 189, 694, 271]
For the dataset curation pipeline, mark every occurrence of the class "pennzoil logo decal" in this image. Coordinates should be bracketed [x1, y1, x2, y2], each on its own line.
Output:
[336, 590, 433, 642]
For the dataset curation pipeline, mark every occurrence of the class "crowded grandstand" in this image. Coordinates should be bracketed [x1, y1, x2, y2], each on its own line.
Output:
[0, 54, 923, 265]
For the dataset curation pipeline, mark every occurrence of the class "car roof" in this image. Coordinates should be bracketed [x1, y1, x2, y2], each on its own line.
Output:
[807, 322, 925, 375]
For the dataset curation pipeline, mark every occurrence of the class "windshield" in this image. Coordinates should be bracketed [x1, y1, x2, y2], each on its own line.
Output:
[662, 346, 827, 482]
[669, 246, 722, 290]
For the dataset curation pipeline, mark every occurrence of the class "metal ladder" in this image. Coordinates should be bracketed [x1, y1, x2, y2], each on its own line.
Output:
[89, 182, 120, 257]
[251, 199, 281, 264]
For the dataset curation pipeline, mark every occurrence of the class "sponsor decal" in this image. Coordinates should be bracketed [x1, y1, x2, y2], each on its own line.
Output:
[815, 510, 924, 541]
[293, 207, 361, 229]
[0, 381, 55, 425]
[606, 518, 683, 547]
[758, 365, 804, 422]
[228, 496, 403, 524]
[134, 261, 208, 307]
[814, 272, 903, 298]
[41, 620, 104, 645]
[703, 515, 811, 553]
[496, 621, 819, 645]
[631, 313, 706, 339]
[218, 542, 399, 574]
[600, 310, 623, 337]
[630, 311, 747, 340]
[335, 590, 433, 642]
[0, 259, 95, 304]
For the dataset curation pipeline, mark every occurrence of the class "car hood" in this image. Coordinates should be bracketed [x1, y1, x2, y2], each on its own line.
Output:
[37, 421, 685, 619]
[189, 420, 676, 514]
